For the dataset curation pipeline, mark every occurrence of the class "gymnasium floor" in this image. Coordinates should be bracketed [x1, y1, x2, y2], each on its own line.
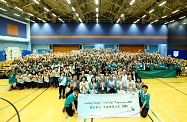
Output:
[0, 77, 187, 122]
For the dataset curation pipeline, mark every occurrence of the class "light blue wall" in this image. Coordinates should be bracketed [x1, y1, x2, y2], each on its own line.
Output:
[159, 44, 167, 56]
[147, 45, 158, 53]
[0, 41, 31, 51]
[31, 44, 50, 53]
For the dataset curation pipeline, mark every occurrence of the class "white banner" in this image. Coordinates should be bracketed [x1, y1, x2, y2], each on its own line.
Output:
[78, 92, 140, 118]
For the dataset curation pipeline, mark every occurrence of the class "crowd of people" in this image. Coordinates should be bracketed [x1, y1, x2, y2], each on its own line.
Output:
[5, 49, 183, 118]
[5, 49, 182, 91]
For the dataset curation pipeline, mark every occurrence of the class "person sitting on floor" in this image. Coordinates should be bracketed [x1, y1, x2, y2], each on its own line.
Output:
[139, 85, 150, 118]
[62, 88, 79, 117]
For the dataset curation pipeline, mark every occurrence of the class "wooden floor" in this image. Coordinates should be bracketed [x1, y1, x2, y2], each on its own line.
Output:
[0, 77, 187, 122]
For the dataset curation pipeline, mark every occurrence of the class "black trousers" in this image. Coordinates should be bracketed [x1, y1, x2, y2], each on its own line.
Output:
[16, 82, 24, 90]
[65, 105, 74, 117]
[176, 69, 181, 76]
[54, 77, 59, 88]
[31, 81, 37, 88]
[44, 81, 50, 88]
[59, 85, 66, 97]
[65, 101, 78, 117]
[108, 88, 117, 93]
[25, 82, 31, 88]
[139, 99, 149, 118]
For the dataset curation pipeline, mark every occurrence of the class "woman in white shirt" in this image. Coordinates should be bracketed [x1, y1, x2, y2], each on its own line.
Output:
[58, 72, 68, 99]
[23, 70, 32, 88]
[80, 77, 89, 94]
[16, 71, 24, 90]
[31, 70, 37, 88]
[117, 75, 126, 93]
[37, 71, 43, 88]
[87, 71, 93, 83]
[89, 77, 98, 94]
[43, 70, 50, 88]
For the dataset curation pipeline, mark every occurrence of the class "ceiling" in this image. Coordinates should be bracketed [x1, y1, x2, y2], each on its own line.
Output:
[0, 0, 187, 24]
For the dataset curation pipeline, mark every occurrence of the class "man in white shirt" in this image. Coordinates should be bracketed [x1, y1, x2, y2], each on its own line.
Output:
[87, 71, 93, 83]
[126, 75, 136, 92]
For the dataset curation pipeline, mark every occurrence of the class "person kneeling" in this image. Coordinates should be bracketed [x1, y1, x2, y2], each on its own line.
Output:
[139, 85, 150, 118]
[63, 88, 79, 117]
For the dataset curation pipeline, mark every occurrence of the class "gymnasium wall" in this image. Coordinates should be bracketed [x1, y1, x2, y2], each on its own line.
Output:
[0, 16, 27, 38]
[31, 44, 50, 54]
[168, 18, 187, 59]
[31, 23, 168, 44]
[0, 16, 31, 60]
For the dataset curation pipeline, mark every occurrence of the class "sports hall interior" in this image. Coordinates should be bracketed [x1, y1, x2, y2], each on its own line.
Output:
[0, 0, 187, 122]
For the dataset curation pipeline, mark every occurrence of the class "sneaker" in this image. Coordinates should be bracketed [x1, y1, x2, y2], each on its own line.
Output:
[59, 96, 61, 99]
[62, 107, 66, 112]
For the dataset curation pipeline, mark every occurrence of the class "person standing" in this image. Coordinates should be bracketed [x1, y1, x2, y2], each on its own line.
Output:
[139, 85, 150, 118]
[58, 72, 68, 99]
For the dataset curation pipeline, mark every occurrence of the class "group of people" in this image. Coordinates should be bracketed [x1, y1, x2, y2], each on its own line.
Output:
[6, 48, 182, 118]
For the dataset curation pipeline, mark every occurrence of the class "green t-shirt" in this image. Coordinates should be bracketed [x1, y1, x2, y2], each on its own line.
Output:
[140, 90, 150, 108]
[8, 74, 16, 84]
[64, 93, 76, 107]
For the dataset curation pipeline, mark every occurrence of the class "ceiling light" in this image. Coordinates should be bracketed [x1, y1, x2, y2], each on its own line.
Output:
[96, 13, 99, 17]
[159, 1, 166, 6]
[76, 13, 79, 17]
[130, 0, 135, 5]
[179, 16, 186, 19]
[33, 0, 39, 4]
[25, 18, 30, 21]
[52, 13, 56, 17]
[183, 23, 186, 25]
[1, 0, 7, 3]
[96, 8, 99, 12]
[170, 20, 175, 23]
[15, 7, 23, 11]
[31, 20, 35, 23]
[164, 22, 169, 25]
[95, 0, 98, 5]
[116, 19, 120, 23]
[44, 7, 49, 12]
[42, 20, 46, 23]
[96, 18, 98, 23]
[72, 7, 75, 11]
[28, 13, 34, 16]
[67, 0, 71, 4]
[134, 19, 140, 23]
[121, 14, 124, 17]
[154, 19, 158, 22]
[79, 18, 82, 23]
[14, 13, 20, 17]
[0, 8, 7, 11]
[38, 18, 42, 20]
[149, 9, 154, 13]
[58, 18, 64, 22]
[142, 15, 146, 18]
[162, 16, 167, 18]
[172, 10, 179, 14]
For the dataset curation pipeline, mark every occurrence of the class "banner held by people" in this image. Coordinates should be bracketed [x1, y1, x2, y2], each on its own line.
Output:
[78, 92, 140, 118]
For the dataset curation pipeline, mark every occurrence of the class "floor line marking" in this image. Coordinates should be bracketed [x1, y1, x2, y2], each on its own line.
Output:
[151, 97, 178, 122]
[6, 88, 48, 122]
[148, 114, 154, 122]
[157, 78, 187, 96]
[159, 78, 179, 88]
[0, 89, 40, 111]
[150, 106, 165, 122]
